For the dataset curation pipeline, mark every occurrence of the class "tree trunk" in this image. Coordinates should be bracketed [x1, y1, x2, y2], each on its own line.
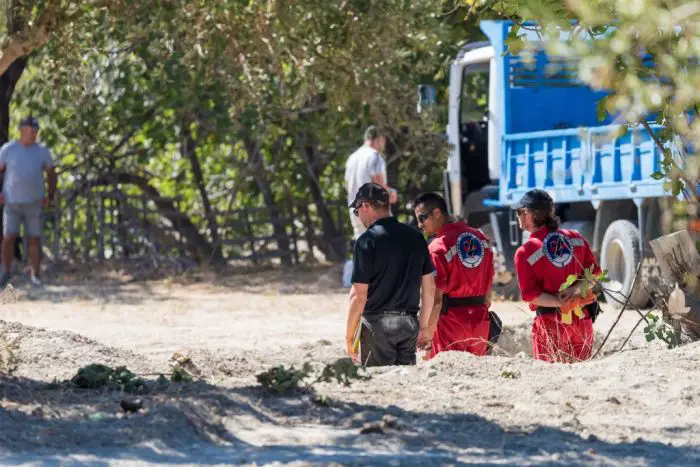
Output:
[77, 172, 217, 263]
[181, 114, 224, 264]
[300, 136, 345, 262]
[0, 58, 27, 145]
[0, 57, 28, 262]
[242, 134, 293, 266]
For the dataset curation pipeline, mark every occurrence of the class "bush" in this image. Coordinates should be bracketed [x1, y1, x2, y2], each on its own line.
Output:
[256, 358, 370, 394]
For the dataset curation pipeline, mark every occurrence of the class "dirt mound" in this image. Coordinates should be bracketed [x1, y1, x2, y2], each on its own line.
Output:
[0, 320, 157, 381]
[492, 321, 532, 356]
[182, 338, 346, 382]
[1, 270, 698, 465]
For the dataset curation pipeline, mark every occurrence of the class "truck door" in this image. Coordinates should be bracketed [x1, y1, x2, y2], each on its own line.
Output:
[459, 64, 491, 199]
[446, 44, 495, 218]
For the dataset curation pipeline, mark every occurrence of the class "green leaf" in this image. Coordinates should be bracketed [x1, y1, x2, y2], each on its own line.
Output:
[596, 98, 609, 122]
[504, 33, 525, 56]
[559, 274, 578, 292]
[671, 179, 684, 196]
[596, 270, 610, 283]
[650, 171, 665, 180]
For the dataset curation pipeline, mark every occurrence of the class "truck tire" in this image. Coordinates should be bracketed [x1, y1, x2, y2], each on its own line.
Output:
[600, 220, 649, 309]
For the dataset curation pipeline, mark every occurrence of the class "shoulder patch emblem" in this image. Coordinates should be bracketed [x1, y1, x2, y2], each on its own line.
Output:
[542, 231, 574, 268]
[457, 231, 485, 269]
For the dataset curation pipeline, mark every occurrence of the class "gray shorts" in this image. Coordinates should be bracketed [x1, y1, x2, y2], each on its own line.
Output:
[3, 202, 43, 237]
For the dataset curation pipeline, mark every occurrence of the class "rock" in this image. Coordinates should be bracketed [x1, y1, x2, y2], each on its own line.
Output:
[586, 434, 599, 443]
[88, 412, 107, 421]
[606, 397, 622, 405]
[382, 415, 399, 429]
[427, 370, 438, 378]
[120, 399, 144, 413]
[360, 422, 385, 435]
[278, 284, 297, 295]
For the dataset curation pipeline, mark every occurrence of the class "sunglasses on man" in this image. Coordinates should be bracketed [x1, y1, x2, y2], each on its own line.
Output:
[353, 201, 367, 217]
[416, 211, 432, 223]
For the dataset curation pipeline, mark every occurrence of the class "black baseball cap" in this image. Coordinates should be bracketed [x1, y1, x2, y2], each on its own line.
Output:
[512, 189, 554, 211]
[19, 116, 40, 130]
[349, 182, 390, 209]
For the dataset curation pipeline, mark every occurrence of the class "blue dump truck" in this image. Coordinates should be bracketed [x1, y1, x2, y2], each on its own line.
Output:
[443, 20, 677, 307]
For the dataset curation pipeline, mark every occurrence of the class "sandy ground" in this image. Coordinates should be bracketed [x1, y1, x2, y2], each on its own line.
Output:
[0, 265, 699, 466]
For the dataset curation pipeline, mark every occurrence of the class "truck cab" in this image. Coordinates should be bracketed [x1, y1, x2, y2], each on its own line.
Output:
[445, 20, 672, 307]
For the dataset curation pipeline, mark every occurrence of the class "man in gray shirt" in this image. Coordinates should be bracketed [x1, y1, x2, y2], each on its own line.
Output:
[0, 116, 57, 286]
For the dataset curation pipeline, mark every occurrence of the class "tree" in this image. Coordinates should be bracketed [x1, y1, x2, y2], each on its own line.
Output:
[9, 0, 460, 264]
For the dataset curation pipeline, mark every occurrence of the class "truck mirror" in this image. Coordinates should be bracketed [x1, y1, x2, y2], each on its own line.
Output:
[417, 84, 437, 114]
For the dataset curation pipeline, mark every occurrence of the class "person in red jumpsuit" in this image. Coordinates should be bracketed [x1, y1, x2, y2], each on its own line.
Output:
[413, 192, 501, 357]
[513, 189, 601, 363]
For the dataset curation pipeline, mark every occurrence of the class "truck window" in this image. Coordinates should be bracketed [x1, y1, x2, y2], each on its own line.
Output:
[459, 67, 491, 197]
[460, 69, 489, 124]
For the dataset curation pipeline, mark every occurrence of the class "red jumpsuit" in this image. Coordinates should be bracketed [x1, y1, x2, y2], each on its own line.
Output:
[514, 227, 600, 363]
[428, 222, 494, 357]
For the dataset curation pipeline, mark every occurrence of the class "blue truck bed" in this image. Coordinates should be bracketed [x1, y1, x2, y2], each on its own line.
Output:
[477, 21, 672, 208]
[498, 124, 668, 206]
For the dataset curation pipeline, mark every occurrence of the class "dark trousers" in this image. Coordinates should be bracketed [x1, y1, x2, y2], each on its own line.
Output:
[359, 312, 418, 367]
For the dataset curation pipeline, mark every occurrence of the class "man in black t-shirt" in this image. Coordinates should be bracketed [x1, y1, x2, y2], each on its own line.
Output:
[345, 183, 436, 367]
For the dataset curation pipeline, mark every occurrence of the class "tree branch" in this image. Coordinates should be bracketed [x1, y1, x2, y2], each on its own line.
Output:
[641, 120, 699, 202]
[0, 2, 59, 76]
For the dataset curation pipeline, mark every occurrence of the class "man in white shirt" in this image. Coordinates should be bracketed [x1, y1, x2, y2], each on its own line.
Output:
[344, 126, 397, 239]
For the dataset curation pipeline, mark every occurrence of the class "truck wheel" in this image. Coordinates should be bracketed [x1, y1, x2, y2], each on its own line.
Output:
[600, 220, 650, 309]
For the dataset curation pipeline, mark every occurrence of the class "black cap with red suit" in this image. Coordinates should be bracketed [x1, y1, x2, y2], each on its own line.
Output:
[512, 189, 554, 212]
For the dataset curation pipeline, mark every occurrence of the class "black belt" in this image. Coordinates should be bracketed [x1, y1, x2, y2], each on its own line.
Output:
[378, 310, 416, 316]
[442, 296, 487, 314]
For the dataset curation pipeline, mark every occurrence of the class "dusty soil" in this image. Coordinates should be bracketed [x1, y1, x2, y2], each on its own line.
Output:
[0, 265, 699, 466]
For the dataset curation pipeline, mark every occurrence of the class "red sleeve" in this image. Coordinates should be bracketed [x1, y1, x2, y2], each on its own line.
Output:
[514, 245, 542, 303]
[582, 237, 601, 275]
[429, 242, 449, 292]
